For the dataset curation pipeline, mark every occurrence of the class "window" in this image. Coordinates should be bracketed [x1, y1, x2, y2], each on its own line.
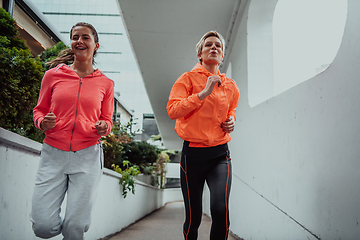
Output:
[247, 0, 347, 107]
[273, 0, 348, 95]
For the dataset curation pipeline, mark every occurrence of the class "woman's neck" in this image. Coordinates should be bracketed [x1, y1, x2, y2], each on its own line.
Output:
[202, 62, 219, 75]
[71, 59, 94, 78]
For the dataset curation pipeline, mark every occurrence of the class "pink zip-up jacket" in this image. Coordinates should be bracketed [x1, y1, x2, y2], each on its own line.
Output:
[33, 64, 114, 151]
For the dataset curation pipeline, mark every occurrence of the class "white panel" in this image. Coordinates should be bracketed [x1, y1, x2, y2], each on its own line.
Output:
[227, 0, 360, 238]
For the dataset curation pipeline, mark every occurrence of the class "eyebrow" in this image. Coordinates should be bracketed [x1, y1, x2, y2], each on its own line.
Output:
[72, 34, 91, 37]
[205, 39, 222, 45]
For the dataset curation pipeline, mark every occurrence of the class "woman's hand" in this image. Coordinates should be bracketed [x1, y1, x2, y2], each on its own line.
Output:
[40, 113, 56, 130]
[221, 116, 235, 133]
[95, 120, 108, 136]
[198, 75, 222, 100]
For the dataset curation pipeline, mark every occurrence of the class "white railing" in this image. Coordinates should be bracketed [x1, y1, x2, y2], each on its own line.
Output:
[0, 127, 181, 240]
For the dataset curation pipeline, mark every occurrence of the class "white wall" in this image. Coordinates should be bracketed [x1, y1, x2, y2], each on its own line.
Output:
[214, 0, 360, 239]
[0, 128, 165, 240]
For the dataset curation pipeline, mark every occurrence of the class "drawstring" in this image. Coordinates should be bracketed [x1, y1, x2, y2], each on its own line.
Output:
[99, 140, 103, 169]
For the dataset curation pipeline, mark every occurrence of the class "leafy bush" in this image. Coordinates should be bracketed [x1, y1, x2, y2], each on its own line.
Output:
[120, 141, 159, 171]
[101, 120, 171, 197]
[0, 9, 70, 142]
[0, 8, 44, 142]
[39, 41, 69, 71]
[102, 120, 159, 172]
[101, 122, 126, 169]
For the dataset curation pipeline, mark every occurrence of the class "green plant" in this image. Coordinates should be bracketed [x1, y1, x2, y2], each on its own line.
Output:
[0, 8, 44, 142]
[101, 132, 124, 169]
[112, 161, 140, 198]
[150, 134, 162, 141]
[153, 151, 170, 189]
[101, 121, 143, 198]
[39, 41, 69, 71]
[120, 141, 159, 171]
[102, 120, 174, 195]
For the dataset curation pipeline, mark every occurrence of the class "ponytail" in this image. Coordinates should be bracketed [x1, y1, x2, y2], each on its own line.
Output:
[46, 48, 74, 68]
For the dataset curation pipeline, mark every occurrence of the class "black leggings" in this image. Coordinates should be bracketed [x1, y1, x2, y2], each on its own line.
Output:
[180, 141, 232, 240]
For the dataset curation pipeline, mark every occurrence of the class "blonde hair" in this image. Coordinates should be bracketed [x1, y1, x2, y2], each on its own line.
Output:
[47, 22, 99, 68]
[196, 30, 225, 64]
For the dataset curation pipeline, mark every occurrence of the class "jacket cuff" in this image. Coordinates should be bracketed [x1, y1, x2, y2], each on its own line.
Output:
[35, 117, 44, 130]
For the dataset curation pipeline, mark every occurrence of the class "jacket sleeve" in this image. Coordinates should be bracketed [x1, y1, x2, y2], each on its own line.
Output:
[33, 71, 52, 130]
[227, 82, 240, 121]
[99, 80, 114, 136]
[167, 74, 202, 120]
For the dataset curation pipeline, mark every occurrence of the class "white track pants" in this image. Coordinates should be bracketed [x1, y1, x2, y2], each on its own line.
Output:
[30, 143, 103, 240]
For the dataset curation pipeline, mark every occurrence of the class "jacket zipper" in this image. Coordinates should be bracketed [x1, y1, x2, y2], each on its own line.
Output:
[210, 78, 220, 145]
[70, 77, 83, 151]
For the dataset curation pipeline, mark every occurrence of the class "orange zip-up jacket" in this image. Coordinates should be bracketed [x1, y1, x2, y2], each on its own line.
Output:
[33, 64, 114, 152]
[167, 63, 239, 147]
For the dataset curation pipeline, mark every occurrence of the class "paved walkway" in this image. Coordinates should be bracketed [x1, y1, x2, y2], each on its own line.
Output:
[101, 201, 241, 240]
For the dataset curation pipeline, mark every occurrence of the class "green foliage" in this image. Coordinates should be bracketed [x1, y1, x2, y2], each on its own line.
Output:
[153, 151, 170, 189]
[0, 8, 27, 50]
[0, 8, 44, 142]
[101, 120, 163, 197]
[101, 123, 125, 169]
[112, 161, 140, 198]
[0, 9, 71, 142]
[150, 134, 162, 141]
[38, 41, 69, 71]
[120, 141, 159, 170]
[102, 120, 158, 171]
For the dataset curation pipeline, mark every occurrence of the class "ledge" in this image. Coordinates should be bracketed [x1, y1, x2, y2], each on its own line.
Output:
[0, 127, 162, 190]
[0, 127, 42, 154]
[103, 168, 162, 190]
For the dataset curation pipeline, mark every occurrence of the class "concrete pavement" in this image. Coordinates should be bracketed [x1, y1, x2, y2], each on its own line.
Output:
[100, 201, 242, 240]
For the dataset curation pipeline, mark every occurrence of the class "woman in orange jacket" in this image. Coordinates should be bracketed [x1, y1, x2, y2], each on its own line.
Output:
[167, 31, 239, 240]
[30, 22, 114, 240]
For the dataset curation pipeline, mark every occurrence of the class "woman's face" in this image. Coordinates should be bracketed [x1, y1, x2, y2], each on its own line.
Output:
[198, 36, 223, 65]
[70, 26, 99, 62]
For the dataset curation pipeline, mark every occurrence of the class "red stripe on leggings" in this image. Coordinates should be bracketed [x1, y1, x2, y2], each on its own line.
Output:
[182, 155, 191, 239]
[225, 151, 230, 240]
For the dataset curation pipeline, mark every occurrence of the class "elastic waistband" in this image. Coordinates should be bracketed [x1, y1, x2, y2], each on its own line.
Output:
[182, 141, 229, 157]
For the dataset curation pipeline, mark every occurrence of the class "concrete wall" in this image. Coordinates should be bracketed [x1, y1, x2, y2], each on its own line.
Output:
[212, 0, 360, 239]
[0, 127, 164, 240]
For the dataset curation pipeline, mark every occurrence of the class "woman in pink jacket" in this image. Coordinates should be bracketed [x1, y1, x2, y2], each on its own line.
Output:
[31, 22, 114, 240]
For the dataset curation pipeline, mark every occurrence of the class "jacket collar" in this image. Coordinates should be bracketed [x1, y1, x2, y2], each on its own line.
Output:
[54, 64, 105, 78]
[190, 62, 226, 78]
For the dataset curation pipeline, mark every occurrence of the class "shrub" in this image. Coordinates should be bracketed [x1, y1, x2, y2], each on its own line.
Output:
[0, 8, 44, 142]
[39, 41, 69, 71]
[101, 120, 167, 197]
[120, 141, 159, 171]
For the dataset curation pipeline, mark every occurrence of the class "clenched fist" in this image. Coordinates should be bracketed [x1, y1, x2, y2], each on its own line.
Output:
[95, 120, 108, 136]
[40, 113, 56, 130]
[221, 116, 235, 133]
[198, 75, 222, 100]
